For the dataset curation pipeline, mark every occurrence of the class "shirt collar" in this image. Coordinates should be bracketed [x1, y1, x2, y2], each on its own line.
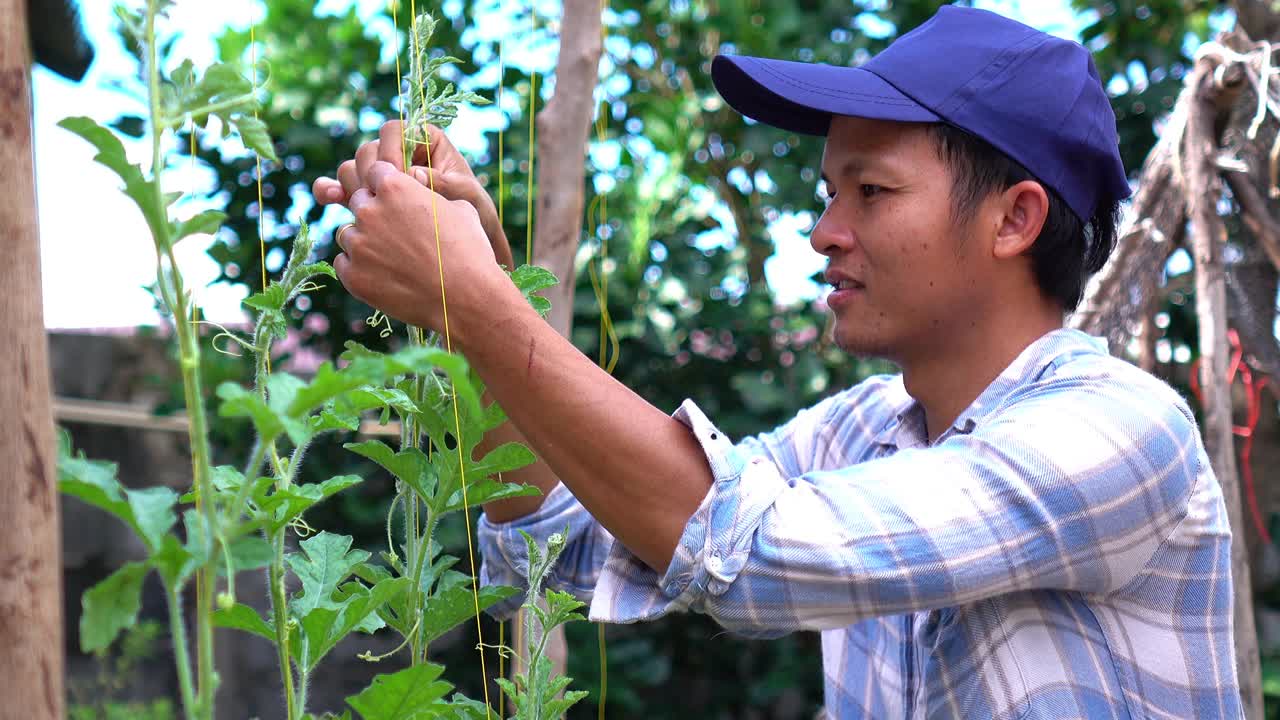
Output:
[873, 328, 1108, 450]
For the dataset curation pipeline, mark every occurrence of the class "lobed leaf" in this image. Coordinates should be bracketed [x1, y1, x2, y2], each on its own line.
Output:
[80, 561, 149, 654]
[345, 663, 452, 720]
[287, 532, 370, 617]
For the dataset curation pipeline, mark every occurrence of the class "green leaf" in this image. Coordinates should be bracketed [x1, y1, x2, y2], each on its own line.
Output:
[59, 446, 179, 555]
[57, 117, 168, 243]
[125, 486, 179, 553]
[244, 284, 287, 313]
[473, 442, 536, 478]
[257, 475, 362, 532]
[290, 261, 337, 283]
[196, 62, 253, 101]
[234, 114, 278, 162]
[542, 589, 587, 628]
[419, 584, 519, 646]
[212, 602, 274, 642]
[219, 534, 273, 574]
[439, 477, 540, 516]
[80, 561, 149, 653]
[287, 532, 370, 617]
[345, 663, 452, 720]
[172, 210, 226, 243]
[58, 452, 131, 525]
[343, 441, 433, 498]
[217, 382, 308, 444]
[510, 265, 558, 317]
[297, 577, 409, 671]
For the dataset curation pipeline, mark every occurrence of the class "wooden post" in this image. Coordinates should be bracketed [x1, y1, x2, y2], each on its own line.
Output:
[0, 0, 65, 718]
[1185, 53, 1262, 719]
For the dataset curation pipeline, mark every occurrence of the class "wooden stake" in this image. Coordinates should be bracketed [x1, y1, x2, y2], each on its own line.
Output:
[0, 0, 64, 717]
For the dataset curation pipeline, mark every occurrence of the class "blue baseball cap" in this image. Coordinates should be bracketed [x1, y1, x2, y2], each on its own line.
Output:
[710, 5, 1131, 221]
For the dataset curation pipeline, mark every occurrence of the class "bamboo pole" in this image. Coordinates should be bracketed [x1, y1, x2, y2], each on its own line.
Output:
[0, 1, 64, 718]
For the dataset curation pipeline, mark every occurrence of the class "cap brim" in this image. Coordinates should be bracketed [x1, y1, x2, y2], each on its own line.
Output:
[711, 55, 940, 136]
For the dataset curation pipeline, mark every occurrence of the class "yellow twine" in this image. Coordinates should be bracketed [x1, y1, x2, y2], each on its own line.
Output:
[251, 23, 269, 374]
[396, 4, 494, 714]
[526, 3, 537, 265]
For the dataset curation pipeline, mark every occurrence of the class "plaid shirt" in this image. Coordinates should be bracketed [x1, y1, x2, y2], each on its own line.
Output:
[478, 329, 1240, 719]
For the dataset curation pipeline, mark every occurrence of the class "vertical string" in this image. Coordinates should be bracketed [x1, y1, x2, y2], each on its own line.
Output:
[399, 3, 494, 714]
[526, 2, 537, 265]
[251, 23, 269, 374]
[588, 4, 615, 716]
[496, 4, 509, 714]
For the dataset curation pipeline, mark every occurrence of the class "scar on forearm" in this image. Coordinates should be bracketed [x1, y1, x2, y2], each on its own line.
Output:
[525, 337, 536, 376]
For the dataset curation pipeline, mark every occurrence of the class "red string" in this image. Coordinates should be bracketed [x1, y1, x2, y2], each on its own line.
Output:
[1189, 328, 1274, 545]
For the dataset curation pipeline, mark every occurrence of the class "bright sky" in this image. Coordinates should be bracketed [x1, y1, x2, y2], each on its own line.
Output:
[36, 0, 1089, 329]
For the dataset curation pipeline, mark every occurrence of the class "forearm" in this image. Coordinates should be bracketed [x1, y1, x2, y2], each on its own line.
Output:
[456, 279, 714, 573]
[476, 387, 560, 522]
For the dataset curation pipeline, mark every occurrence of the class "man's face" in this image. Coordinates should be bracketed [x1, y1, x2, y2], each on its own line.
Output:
[813, 116, 987, 361]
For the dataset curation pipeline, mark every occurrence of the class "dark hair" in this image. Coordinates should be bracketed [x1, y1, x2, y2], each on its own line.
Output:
[927, 123, 1122, 312]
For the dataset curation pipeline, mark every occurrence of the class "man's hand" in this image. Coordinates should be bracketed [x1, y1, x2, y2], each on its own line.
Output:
[312, 121, 515, 270]
[332, 158, 509, 335]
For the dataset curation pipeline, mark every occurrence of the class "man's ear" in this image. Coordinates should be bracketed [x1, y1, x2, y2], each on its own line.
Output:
[992, 180, 1049, 259]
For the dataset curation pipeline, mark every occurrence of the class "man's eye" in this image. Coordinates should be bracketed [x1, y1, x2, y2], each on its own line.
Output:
[860, 184, 883, 198]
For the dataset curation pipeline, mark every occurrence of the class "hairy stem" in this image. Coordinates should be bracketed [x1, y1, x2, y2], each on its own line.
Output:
[269, 534, 298, 720]
[165, 584, 198, 720]
[409, 514, 438, 664]
[146, 2, 217, 716]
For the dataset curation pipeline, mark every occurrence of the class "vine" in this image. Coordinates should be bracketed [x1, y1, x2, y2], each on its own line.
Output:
[56, 2, 589, 719]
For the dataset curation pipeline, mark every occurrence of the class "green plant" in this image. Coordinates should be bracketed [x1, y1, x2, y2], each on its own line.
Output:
[68, 620, 177, 720]
[496, 531, 590, 720]
[57, 2, 586, 719]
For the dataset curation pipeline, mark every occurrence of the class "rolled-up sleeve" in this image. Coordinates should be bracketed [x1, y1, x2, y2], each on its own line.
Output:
[593, 379, 1201, 638]
[477, 482, 615, 620]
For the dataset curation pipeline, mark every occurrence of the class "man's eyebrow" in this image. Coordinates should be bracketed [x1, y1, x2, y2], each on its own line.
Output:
[819, 159, 877, 186]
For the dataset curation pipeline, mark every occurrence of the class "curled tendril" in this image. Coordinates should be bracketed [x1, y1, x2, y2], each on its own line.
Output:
[192, 319, 256, 357]
[294, 281, 326, 294]
[288, 515, 317, 538]
[365, 310, 394, 338]
[475, 641, 516, 660]
[357, 617, 420, 663]
[386, 490, 404, 562]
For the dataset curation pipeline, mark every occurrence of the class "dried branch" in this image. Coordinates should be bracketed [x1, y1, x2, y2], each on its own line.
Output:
[1185, 48, 1262, 720]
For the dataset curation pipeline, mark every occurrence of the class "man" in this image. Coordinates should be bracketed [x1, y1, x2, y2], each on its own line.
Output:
[313, 6, 1239, 718]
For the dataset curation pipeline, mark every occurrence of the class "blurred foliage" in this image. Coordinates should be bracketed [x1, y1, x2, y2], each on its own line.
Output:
[114, 0, 1266, 716]
[68, 620, 177, 720]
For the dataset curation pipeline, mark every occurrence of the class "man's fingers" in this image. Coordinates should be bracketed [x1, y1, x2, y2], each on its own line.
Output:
[378, 121, 406, 171]
[412, 124, 452, 166]
[355, 140, 380, 187]
[312, 176, 346, 206]
[368, 160, 409, 196]
[338, 160, 359, 199]
[348, 187, 375, 218]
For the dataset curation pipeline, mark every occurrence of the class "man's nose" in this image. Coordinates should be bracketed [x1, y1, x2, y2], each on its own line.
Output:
[809, 209, 855, 257]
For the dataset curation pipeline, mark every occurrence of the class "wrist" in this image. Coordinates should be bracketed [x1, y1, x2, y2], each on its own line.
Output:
[451, 263, 528, 356]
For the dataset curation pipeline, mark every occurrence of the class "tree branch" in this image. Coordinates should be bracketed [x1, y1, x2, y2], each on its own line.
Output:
[1185, 49, 1262, 720]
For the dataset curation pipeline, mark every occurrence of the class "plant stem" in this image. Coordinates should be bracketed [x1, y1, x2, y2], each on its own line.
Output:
[269, 530, 298, 720]
[146, 2, 217, 716]
[165, 585, 198, 720]
[159, 94, 256, 129]
[409, 514, 438, 664]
